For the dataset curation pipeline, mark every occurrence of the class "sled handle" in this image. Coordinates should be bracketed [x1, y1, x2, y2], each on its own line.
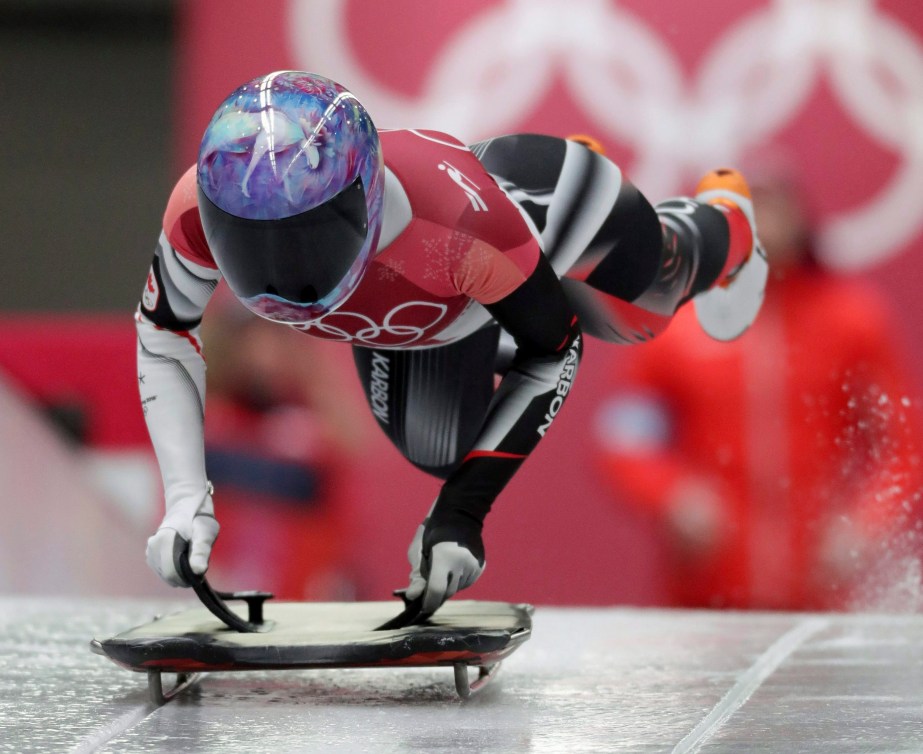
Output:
[374, 590, 434, 631]
[175, 541, 274, 633]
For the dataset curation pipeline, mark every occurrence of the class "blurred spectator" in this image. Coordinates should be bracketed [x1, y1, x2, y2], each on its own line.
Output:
[594, 163, 923, 610]
[199, 289, 367, 599]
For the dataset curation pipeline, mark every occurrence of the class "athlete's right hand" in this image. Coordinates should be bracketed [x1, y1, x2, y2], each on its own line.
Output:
[145, 489, 219, 587]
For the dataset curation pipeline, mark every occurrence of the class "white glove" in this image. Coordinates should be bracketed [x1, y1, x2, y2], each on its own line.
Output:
[403, 520, 485, 615]
[146, 488, 219, 587]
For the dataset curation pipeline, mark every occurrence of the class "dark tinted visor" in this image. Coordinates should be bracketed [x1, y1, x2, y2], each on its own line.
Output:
[197, 176, 368, 305]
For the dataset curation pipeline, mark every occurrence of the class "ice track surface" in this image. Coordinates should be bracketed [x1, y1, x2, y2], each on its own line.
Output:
[2, 598, 922, 753]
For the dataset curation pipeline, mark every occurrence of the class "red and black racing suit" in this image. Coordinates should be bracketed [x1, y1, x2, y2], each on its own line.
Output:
[138, 129, 733, 577]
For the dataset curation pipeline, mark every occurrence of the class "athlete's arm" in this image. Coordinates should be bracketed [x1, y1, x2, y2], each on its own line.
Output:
[136, 231, 221, 586]
[411, 252, 582, 613]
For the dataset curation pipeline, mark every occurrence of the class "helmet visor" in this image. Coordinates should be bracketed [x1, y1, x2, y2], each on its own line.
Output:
[198, 176, 368, 310]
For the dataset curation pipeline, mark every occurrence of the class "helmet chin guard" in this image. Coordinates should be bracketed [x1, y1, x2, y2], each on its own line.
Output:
[196, 71, 383, 323]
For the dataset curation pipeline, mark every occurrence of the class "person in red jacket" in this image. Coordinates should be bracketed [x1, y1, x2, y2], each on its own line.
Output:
[136, 71, 766, 618]
[594, 167, 923, 610]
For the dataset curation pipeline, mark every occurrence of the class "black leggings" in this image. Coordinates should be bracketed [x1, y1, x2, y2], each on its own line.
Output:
[353, 324, 499, 478]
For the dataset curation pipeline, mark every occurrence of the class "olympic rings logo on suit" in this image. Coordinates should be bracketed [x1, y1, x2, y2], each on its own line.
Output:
[287, 0, 923, 270]
[292, 300, 450, 345]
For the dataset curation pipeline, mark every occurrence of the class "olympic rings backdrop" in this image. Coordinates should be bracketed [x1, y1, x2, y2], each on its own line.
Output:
[174, 0, 923, 604]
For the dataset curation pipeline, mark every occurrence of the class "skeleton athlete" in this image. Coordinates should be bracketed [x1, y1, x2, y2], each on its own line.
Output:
[138, 72, 767, 616]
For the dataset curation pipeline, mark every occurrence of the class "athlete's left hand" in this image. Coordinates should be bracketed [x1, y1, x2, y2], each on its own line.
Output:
[403, 515, 485, 615]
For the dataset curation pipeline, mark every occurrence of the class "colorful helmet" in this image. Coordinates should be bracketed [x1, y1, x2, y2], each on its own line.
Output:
[196, 71, 383, 323]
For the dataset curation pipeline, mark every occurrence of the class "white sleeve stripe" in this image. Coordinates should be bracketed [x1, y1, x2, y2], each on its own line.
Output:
[164, 232, 222, 281]
[174, 249, 222, 281]
[158, 232, 221, 283]
[156, 233, 217, 318]
[158, 233, 220, 290]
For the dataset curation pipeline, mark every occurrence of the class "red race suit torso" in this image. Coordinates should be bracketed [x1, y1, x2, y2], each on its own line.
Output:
[163, 129, 541, 348]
